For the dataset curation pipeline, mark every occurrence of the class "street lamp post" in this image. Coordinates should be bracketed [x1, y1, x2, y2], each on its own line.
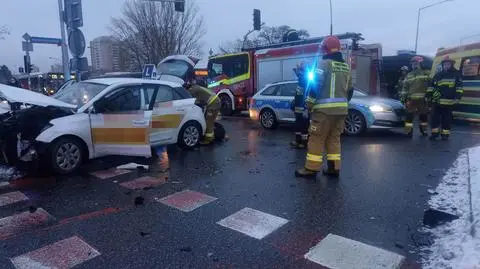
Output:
[329, 0, 333, 35]
[414, 0, 453, 53]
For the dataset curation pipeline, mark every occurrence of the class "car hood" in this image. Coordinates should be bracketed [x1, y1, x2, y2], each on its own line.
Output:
[0, 84, 76, 109]
[352, 96, 404, 109]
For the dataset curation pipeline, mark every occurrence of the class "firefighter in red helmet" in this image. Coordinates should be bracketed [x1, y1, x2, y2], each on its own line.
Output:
[295, 36, 353, 178]
[400, 55, 431, 137]
[427, 55, 463, 140]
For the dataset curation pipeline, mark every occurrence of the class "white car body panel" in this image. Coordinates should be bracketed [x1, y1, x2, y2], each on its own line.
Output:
[0, 84, 76, 109]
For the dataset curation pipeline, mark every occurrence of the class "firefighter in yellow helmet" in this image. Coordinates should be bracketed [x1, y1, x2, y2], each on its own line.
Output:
[295, 36, 353, 178]
[401, 56, 431, 137]
[184, 79, 221, 145]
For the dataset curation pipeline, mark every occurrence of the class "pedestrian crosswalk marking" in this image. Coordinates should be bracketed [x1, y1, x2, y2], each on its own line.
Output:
[217, 207, 289, 240]
[304, 233, 405, 269]
[157, 190, 217, 212]
[90, 169, 130, 180]
[0, 191, 29, 207]
[0, 208, 55, 239]
[10, 236, 100, 269]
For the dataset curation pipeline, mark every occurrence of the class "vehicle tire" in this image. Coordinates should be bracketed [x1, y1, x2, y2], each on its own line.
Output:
[177, 121, 202, 149]
[49, 137, 84, 174]
[214, 122, 226, 141]
[259, 108, 277, 129]
[219, 94, 234, 116]
[344, 110, 366, 136]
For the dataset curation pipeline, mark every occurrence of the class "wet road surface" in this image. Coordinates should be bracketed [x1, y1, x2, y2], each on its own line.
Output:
[0, 117, 479, 269]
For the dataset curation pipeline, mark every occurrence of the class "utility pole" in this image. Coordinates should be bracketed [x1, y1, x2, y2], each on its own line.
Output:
[414, 0, 453, 53]
[58, 0, 71, 81]
[329, 0, 333, 35]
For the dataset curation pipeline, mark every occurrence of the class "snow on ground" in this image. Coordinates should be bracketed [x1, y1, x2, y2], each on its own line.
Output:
[422, 145, 480, 269]
[0, 165, 23, 182]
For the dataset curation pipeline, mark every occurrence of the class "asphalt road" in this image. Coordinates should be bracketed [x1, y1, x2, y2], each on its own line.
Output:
[0, 117, 479, 269]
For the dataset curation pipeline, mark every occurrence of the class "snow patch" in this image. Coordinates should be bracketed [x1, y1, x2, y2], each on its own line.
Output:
[0, 165, 23, 182]
[422, 146, 480, 269]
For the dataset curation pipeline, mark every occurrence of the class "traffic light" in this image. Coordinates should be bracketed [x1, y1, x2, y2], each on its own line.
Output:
[174, 0, 185, 12]
[253, 9, 261, 31]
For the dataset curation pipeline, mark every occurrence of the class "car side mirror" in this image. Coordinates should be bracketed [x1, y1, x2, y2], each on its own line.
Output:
[91, 101, 105, 114]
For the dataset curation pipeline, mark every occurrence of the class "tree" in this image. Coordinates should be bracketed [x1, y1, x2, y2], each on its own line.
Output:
[0, 65, 13, 84]
[0, 25, 9, 40]
[110, 0, 206, 71]
[218, 25, 310, 53]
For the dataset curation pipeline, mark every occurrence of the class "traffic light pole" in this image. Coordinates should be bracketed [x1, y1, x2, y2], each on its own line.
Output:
[58, 0, 71, 81]
[25, 51, 31, 90]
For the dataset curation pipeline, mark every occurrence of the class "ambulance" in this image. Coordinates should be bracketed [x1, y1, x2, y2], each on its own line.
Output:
[432, 42, 480, 122]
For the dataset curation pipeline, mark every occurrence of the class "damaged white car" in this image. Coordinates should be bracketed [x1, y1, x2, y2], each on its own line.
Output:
[0, 78, 206, 174]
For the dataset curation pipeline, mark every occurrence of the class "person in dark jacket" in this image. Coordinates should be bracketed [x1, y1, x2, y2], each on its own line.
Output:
[7, 77, 20, 88]
[427, 56, 463, 140]
[290, 62, 309, 149]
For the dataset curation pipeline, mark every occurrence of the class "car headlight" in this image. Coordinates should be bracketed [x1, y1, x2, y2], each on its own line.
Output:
[369, 104, 391, 113]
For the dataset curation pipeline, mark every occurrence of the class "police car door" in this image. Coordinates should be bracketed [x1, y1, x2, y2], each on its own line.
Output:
[276, 83, 297, 121]
[89, 84, 152, 157]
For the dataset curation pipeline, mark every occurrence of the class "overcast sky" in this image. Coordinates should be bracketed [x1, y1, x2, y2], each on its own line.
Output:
[0, 0, 478, 72]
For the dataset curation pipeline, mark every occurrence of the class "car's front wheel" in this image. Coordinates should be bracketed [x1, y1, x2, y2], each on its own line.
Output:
[344, 110, 366, 136]
[49, 137, 84, 174]
[178, 121, 202, 149]
[259, 108, 277, 129]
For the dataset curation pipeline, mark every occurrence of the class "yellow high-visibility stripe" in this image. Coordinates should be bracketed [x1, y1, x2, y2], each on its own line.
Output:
[405, 123, 413, 127]
[306, 153, 322, 163]
[326, 154, 341, 161]
[205, 132, 214, 138]
[306, 97, 316, 103]
[420, 122, 428, 126]
[456, 89, 464, 93]
[426, 87, 434, 93]
[431, 128, 440, 133]
[439, 99, 456, 105]
[312, 102, 348, 110]
[295, 107, 305, 113]
[330, 73, 336, 98]
[207, 94, 219, 106]
[438, 82, 455, 87]
[441, 129, 450, 135]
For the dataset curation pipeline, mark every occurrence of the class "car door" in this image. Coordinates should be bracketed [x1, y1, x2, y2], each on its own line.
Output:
[275, 83, 297, 121]
[149, 85, 187, 146]
[89, 85, 153, 157]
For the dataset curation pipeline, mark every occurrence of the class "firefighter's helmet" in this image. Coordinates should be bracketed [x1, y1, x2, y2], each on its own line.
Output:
[441, 55, 455, 64]
[321, 36, 341, 55]
[410, 56, 424, 63]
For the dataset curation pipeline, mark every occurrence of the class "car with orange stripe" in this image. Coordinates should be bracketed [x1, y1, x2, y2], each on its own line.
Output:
[0, 78, 206, 174]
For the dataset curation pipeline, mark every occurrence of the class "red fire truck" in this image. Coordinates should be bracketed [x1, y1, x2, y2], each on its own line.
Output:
[206, 33, 382, 115]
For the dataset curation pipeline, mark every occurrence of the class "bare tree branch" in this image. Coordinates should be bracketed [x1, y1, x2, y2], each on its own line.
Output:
[110, 0, 205, 71]
[0, 25, 10, 40]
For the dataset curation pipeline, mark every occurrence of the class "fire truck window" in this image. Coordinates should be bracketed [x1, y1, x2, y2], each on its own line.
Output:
[261, 85, 278, 96]
[460, 56, 480, 79]
[229, 54, 249, 78]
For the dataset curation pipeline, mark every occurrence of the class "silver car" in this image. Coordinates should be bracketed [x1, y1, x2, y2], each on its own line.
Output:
[249, 80, 406, 136]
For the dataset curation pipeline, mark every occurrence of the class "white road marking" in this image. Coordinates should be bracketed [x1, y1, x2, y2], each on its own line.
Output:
[217, 207, 289, 240]
[0, 191, 29, 207]
[157, 190, 217, 212]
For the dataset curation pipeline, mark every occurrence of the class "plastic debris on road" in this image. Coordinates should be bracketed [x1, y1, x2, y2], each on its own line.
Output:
[116, 163, 149, 170]
[0, 165, 24, 182]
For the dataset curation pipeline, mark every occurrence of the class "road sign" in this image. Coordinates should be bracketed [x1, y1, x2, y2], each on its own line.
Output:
[22, 33, 31, 41]
[64, 0, 83, 28]
[70, 57, 88, 72]
[68, 29, 86, 57]
[143, 64, 157, 79]
[30, 36, 62, 45]
[22, 41, 33, 52]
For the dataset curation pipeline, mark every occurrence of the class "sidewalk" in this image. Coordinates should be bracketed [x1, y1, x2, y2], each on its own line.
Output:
[422, 144, 480, 268]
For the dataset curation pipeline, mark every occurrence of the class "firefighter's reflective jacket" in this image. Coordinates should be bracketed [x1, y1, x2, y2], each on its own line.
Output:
[401, 69, 431, 103]
[294, 86, 306, 113]
[305, 60, 352, 115]
[187, 84, 221, 109]
[427, 69, 463, 106]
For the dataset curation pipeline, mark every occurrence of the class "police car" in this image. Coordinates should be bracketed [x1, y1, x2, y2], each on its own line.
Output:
[249, 80, 405, 135]
[0, 78, 206, 174]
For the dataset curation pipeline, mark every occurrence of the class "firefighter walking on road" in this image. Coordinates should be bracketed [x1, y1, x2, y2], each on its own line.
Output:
[185, 80, 221, 145]
[295, 36, 353, 178]
[401, 56, 431, 137]
[427, 56, 463, 140]
[290, 62, 309, 149]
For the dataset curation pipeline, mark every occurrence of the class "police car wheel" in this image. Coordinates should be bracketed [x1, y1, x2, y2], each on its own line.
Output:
[344, 110, 366, 136]
[260, 109, 277, 129]
[178, 121, 201, 149]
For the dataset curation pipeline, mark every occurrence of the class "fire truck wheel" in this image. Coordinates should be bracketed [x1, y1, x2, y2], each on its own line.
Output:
[260, 108, 277, 129]
[219, 94, 233, 116]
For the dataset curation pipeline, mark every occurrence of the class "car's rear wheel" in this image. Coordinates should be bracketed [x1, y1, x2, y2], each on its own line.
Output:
[260, 108, 277, 129]
[344, 110, 366, 136]
[178, 121, 202, 149]
[49, 137, 84, 174]
[219, 94, 234, 116]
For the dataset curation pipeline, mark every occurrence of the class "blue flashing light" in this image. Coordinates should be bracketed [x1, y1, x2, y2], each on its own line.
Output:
[307, 71, 314, 82]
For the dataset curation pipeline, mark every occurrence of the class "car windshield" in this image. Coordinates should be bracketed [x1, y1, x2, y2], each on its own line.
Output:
[157, 60, 190, 78]
[53, 82, 108, 108]
[353, 89, 368, 97]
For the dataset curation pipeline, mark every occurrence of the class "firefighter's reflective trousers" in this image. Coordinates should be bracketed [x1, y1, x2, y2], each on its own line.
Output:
[304, 111, 346, 172]
[404, 98, 428, 134]
[431, 105, 453, 136]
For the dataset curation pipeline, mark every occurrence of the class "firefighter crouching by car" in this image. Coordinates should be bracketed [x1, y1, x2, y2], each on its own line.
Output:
[184, 79, 221, 145]
[290, 62, 309, 149]
[401, 56, 431, 137]
[295, 36, 353, 178]
[426, 56, 463, 140]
